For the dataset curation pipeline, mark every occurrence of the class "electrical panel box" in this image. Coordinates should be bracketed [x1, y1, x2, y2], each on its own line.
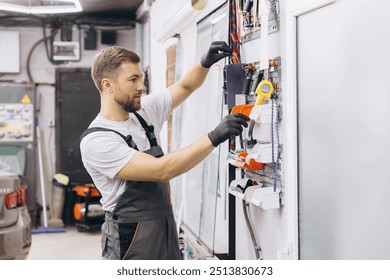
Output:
[0, 84, 35, 143]
[241, 0, 280, 43]
[101, 30, 117, 45]
[226, 55, 283, 209]
[0, 30, 20, 73]
[52, 41, 80, 61]
[84, 29, 97, 50]
[0, 103, 34, 142]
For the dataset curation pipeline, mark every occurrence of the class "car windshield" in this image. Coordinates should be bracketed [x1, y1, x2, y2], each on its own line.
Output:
[0, 146, 25, 176]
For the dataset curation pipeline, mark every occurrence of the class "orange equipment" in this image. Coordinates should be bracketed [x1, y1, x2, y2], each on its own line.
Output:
[236, 151, 265, 171]
[231, 104, 254, 118]
[72, 184, 104, 232]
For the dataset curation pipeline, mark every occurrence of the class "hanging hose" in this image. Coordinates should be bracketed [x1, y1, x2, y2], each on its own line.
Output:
[242, 200, 263, 259]
[26, 25, 65, 83]
[42, 26, 66, 66]
[26, 38, 46, 83]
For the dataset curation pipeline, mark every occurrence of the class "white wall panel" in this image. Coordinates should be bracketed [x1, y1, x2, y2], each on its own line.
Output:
[0, 30, 20, 73]
[297, 0, 390, 259]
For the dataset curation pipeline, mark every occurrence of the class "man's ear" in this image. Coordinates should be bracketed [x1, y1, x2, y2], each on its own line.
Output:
[101, 78, 111, 91]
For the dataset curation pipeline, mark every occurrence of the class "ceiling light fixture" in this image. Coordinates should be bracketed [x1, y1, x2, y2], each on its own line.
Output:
[154, 0, 208, 43]
[0, 0, 82, 14]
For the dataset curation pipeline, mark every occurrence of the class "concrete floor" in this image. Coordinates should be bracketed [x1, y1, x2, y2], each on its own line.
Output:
[27, 226, 102, 260]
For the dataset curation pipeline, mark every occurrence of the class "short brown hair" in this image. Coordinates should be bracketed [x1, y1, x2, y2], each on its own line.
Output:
[91, 46, 141, 92]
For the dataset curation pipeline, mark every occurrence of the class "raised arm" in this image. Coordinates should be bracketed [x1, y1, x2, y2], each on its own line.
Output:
[168, 41, 232, 109]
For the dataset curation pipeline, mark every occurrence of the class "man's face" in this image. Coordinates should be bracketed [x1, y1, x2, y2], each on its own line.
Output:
[111, 61, 146, 112]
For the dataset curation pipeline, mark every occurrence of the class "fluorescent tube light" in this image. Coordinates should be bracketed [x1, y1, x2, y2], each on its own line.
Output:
[154, 0, 208, 43]
[0, 0, 82, 14]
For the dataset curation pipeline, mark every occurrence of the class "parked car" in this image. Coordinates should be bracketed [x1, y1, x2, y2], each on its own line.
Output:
[0, 171, 32, 260]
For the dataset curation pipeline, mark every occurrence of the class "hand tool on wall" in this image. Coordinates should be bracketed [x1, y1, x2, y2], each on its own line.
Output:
[231, 103, 255, 150]
[250, 70, 263, 96]
[255, 79, 274, 105]
[241, 63, 257, 95]
[243, 0, 254, 27]
[231, 104, 254, 117]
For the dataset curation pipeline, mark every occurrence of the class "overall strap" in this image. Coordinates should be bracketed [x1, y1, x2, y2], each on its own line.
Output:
[80, 127, 139, 150]
[133, 112, 158, 147]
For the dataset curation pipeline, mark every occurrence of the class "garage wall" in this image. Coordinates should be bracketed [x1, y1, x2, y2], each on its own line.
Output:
[0, 25, 136, 202]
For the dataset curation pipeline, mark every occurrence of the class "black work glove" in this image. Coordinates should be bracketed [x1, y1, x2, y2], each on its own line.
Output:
[208, 113, 250, 147]
[200, 41, 232, 68]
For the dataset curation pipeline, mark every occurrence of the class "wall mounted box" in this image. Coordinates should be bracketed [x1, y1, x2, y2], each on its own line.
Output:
[229, 178, 280, 210]
[0, 31, 20, 73]
[52, 41, 80, 61]
[247, 143, 275, 164]
[84, 29, 97, 50]
[101, 31, 117, 45]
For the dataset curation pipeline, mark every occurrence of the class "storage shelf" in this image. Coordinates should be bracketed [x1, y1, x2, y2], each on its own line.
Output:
[229, 178, 280, 210]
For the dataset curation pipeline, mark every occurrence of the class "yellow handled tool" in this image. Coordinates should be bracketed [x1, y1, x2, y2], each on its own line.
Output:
[255, 80, 274, 105]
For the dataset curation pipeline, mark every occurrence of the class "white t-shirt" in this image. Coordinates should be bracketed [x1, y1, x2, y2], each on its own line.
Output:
[80, 89, 172, 212]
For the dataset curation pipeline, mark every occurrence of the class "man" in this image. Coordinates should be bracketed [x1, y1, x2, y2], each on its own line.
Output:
[80, 42, 249, 260]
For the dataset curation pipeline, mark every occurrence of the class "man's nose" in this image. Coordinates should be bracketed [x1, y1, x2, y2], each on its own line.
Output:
[137, 80, 146, 91]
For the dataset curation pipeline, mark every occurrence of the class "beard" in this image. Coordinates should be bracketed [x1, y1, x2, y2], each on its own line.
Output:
[114, 93, 142, 113]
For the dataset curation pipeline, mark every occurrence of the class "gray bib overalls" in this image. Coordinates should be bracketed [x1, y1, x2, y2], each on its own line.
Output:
[81, 112, 181, 260]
